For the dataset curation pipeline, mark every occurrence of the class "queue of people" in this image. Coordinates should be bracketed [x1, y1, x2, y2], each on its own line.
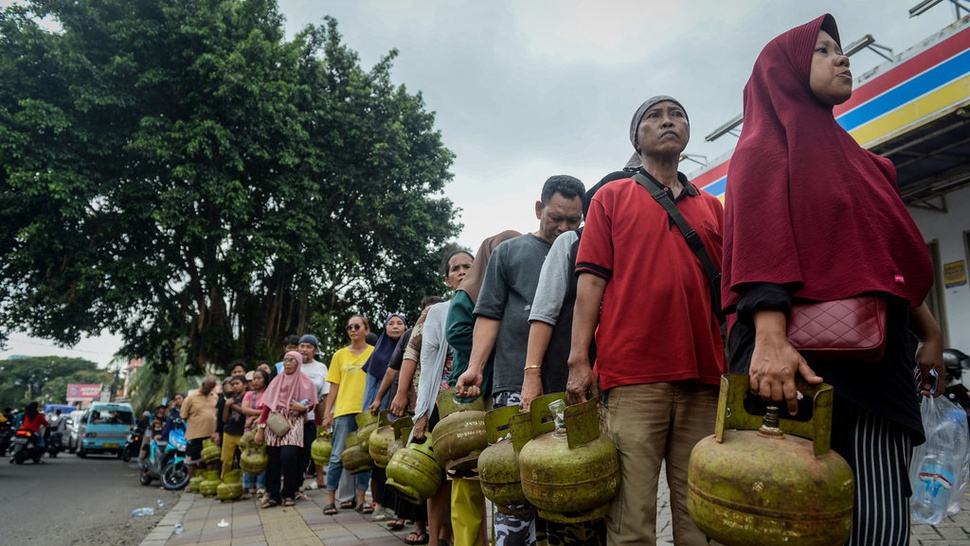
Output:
[118, 13, 946, 546]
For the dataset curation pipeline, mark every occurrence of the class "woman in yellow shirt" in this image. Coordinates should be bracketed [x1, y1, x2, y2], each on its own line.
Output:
[322, 314, 374, 515]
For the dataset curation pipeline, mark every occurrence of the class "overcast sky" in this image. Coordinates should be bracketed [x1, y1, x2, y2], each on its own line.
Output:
[1, 0, 961, 368]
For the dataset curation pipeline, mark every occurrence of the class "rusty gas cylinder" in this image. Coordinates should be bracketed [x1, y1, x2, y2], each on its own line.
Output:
[310, 430, 333, 466]
[431, 388, 487, 477]
[370, 413, 413, 469]
[341, 430, 373, 474]
[687, 374, 854, 546]
[519, 394, 619, 523]
[355, 410, 380, 456]
[477, 405, 534, 514]
[385, 432, 445, 505]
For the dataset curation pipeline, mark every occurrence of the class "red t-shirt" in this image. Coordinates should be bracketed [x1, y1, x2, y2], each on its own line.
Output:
[576, 177, 725, 391]
[21, 413, 49, 433]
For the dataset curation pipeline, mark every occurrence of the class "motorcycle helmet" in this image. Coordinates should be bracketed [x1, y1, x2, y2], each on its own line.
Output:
[943, 348, 970, 382]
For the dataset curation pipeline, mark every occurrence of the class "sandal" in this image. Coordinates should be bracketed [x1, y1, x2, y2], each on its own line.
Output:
[261, 498, 279, 509]
[339, 499, 356, 510]
[386, 518, 405, 531]
[323, 503, 338, 515]
[355, 502, 374, 514]
[294, 492, 310, 501]
[405, 531, 429, 545]
[283, 498, 296, 507]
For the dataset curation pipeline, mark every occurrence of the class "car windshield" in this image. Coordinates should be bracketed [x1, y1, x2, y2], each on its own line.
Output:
[93, 410, 134, 425]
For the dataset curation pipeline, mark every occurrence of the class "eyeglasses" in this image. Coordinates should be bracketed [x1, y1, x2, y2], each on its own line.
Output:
[346, 324, 362, 331]
[283, 357, 299, 363]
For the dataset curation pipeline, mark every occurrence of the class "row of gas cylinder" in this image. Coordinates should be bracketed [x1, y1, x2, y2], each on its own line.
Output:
[310, 375, 855, 546]
[314, 388, 621, 522]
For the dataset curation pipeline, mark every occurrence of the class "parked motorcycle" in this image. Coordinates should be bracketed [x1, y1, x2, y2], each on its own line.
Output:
[47, 429, 64, 458]
[0, 420, 13, 457]
[122, 426, 142, 463]
[140, 420, 189, 490]
[945, 348, 970, 417]
[10, 429, 44, 464]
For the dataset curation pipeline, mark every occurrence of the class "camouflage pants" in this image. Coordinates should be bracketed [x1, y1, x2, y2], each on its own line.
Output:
[492, 392, 606, 546]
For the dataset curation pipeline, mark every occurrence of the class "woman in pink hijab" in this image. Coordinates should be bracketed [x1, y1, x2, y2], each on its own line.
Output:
[254, 350, 318, 508]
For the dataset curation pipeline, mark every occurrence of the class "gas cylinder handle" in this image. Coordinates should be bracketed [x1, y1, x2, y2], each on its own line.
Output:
[437, 387, 485, 415]
[714, 373, 835, 457]
[484, 405, 521, 443]
[391, 415, 414, 437]
[529, 392, 567, 436]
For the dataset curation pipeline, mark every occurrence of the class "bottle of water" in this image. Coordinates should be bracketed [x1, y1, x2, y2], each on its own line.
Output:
[173, 522, 184, 535]
[157, 499, 164, 508]
[912, 408, 968, 524]
[131, 507, 155, 517]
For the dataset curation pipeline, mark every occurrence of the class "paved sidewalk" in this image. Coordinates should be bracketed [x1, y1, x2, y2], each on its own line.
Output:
[140, 474, 970, 546]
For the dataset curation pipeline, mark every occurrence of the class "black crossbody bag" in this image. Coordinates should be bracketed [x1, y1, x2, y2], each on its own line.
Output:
[632, 172, 724, 325]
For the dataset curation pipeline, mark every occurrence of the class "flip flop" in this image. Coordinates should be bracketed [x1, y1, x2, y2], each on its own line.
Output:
[339, 499, 356, 510]
[386, 518, 405, 531]
[323, 503, 338, 515]
[405, 531, 429, 545]
[283, 498, 296, 507]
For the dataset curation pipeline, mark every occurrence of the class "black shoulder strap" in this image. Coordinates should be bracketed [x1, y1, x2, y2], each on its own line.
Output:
[632, 172, 724, 323]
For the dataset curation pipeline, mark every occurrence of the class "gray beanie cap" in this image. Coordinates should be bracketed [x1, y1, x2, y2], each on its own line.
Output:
[630, 95, 689, 151]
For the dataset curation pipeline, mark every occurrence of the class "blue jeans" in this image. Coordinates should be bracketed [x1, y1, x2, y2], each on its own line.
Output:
[243, 470, 266, 490]
[361, 373, 392, 412]
[326, 414, 371, 491]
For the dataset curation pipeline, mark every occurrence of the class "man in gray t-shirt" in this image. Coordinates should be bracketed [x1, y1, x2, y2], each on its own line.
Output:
[456, 175, 584, 544]
[456, 174, 584, 402]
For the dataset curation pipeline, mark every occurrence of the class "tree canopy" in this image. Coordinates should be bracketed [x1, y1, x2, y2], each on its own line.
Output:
[0, 0, 461, 373]
[0, 356, 110, 409]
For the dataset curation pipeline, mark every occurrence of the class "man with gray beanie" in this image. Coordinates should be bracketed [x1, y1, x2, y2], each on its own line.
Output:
[296, 334, 330, 490]
[566, 96, 725, 545]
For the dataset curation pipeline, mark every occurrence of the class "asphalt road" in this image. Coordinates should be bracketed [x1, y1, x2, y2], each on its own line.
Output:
[0, 449, 177, 546]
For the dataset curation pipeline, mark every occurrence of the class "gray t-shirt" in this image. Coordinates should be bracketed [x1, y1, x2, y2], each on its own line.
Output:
[528, 230, 579, 393]
[474, 233, 551, 394]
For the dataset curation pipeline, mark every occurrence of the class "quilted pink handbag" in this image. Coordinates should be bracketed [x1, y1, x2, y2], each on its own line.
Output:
[787, 295, 887, 363]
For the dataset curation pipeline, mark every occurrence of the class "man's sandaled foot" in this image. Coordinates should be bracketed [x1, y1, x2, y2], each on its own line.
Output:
[339, 499, 356, 509]
[323, 503, 338, 515]
[386, 518, 405, 530]
[405, 531, 429, 545]
[283, 498, 296, 507]
[261, 498, 279, 509]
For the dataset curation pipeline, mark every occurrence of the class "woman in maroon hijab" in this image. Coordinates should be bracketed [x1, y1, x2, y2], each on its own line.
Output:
[722, 14, 945, 545]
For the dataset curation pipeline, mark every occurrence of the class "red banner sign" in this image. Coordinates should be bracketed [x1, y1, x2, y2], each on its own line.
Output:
[67, 383, 103, 401]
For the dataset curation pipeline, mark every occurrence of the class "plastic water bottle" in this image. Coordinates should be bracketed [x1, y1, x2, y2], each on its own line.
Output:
[157, 499, 164, 508]
[173, 522, 183, 535]
[912, 408, 968, 524]
[131, 507, 155, 517]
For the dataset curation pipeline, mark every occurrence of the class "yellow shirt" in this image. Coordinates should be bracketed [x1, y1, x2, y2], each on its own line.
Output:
[180, 390, 218, 440]
[327, 345, 374, 418]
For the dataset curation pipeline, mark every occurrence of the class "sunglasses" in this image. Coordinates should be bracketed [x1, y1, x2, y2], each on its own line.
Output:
[346, 324, 362, 331]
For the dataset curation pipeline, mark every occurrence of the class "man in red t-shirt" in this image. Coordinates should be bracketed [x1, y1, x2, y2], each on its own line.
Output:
[566, 95, 725, 546]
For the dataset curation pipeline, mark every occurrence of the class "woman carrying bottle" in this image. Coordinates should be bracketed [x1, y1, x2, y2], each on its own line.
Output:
[254, 351, 317, 508]
[722, 14, 945, 545]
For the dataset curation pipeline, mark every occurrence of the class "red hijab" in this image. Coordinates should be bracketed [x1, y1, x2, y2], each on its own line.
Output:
[260, 351, 317, 413]
[722, 14, 932, 309]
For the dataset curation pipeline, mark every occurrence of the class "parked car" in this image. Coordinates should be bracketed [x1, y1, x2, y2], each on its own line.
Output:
[66, 410, 84, 453]
[76, 402, 135, 458]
